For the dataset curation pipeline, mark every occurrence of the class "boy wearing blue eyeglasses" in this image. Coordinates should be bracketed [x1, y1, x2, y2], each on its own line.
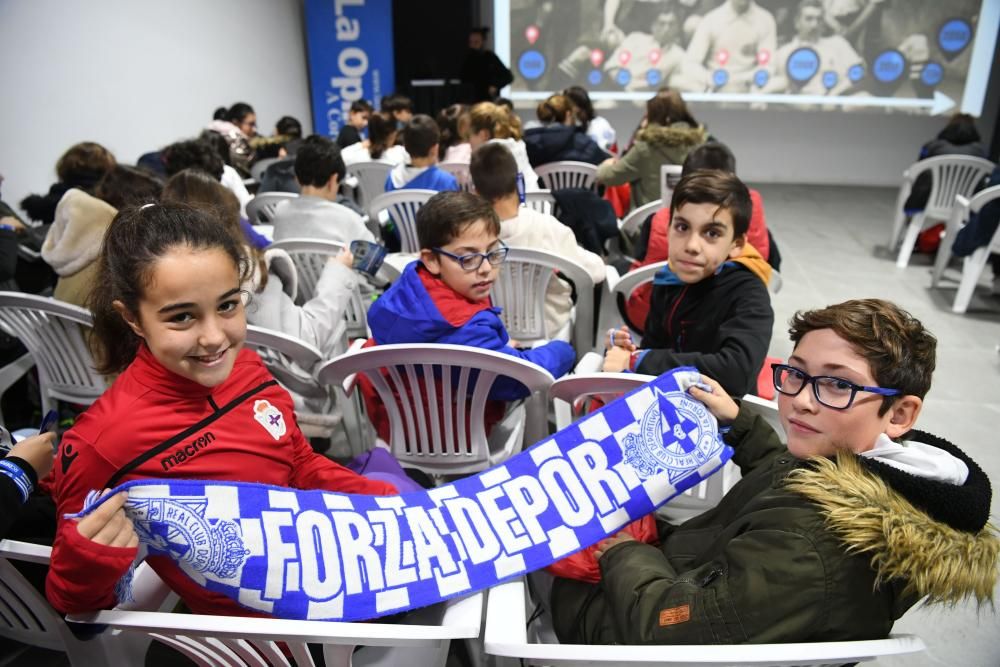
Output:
[363, 191, 575, 440]
[553, 298, 997, 645]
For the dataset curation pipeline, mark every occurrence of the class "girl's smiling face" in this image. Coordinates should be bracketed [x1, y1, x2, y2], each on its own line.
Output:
[117, 245, 246, 387]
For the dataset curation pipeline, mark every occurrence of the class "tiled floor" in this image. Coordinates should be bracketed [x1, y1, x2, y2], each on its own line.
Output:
[2, 184, 998, 666]
[759, 183, 1000, 667]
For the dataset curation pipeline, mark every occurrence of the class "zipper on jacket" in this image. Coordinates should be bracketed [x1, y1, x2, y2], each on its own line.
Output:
[666, 285, 689, 343]
[699, 566, 723, 587]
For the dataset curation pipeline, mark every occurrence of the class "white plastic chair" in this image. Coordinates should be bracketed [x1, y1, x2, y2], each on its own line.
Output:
[0, 292, 106, 412]
[439, 161, 474, 192]
[931, 184, 1000, 287]
[317, 343, 554, 476]
[659, 164, 683, 204]
[369, 189, 437, 254]
[69, 589, 482, 667]
[605, 260, 669, 335]
[246, 192, 299, 226]
[1, 539, 175, 666]
[244, 324, 367, 452]
[740, 394, 784, 439]
[267, 238, 370, 339]
[615, 198, 663, 258]
[347, 161, 394, 212]
[491, 247, 596, 357]
[888, 155, 994, 268]
[534, 161, 598, 191]
[950, 208, 1000, 313]
[249, 157, 281, 183]
[523, 190, 557, 216]
[484, 577, 926, 666]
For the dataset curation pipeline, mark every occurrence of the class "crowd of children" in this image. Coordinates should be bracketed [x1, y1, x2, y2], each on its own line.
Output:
[0, 85, 996, 660]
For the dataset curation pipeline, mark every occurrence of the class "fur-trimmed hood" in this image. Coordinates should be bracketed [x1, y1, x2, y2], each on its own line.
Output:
[636, 122, 707, 150]
[785, 433, 998, 606]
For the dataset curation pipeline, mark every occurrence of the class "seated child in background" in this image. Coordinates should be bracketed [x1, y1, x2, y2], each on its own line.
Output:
[271, 135, 374, 246]
[470, 142, 606, 338]
[554, 299, 997, 645]
[625, 142, 770, 331]
[385, 115, 460, 193]
[337, 99, 373, 149]
[603, 170, 773, 398]
[364, 191, 575, 440]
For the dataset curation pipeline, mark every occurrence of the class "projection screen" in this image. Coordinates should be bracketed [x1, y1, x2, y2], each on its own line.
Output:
[496, 0, 998, 116]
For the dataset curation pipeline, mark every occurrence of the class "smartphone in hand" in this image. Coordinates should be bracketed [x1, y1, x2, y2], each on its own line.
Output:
[350, 240, 387, 276]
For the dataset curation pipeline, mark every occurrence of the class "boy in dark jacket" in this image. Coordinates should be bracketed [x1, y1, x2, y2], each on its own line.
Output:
[603, 170, 773, 397]
[555, 299, 997, 645]
[364, 192, 575, 438]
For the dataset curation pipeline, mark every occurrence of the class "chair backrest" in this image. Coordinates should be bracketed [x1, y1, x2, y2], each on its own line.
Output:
[246, 192, 298, 225]
[491, 247, 596, 355]
[249, 157, 281, 183]
[70, 589, 483, 667]
[439, 161, 474, 192]
[1, 539, 162, 666]
[267, 238, 369, 339]
[913, 155, 994, 219]
[484, 577, 927, 666]
[347, 161, 394, 211]
[0, 292, 106, 410]
[609, 261, 667, 332]
[523, 190, 557, 216]
[741, 394, 784, 438]
[619, 198, 664, 244]
[369, 189, 437, 254]
[534, 161, 598, 191]
[317, 344, 554, 475]
[244, 325, 329, 399]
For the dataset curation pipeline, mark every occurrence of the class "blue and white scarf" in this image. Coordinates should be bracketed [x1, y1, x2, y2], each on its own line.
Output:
[70, 367, 732, 621]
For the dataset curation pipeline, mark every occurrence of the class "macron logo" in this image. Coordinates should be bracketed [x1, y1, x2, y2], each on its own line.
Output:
[160, 432, 216, 472]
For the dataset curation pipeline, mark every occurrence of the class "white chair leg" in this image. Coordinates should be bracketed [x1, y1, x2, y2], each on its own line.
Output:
[952, 248, 990, 314]
[931, 203, 968, 287]
[889, 183, 912, 249]
[895, 212, 926, 268]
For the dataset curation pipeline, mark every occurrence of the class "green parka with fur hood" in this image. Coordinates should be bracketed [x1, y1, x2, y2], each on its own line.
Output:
[596, 122, 708, 207]
[551, 405, 998, 645]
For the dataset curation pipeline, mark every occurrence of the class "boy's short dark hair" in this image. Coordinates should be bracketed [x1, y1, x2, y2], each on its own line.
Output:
[789, 299, 936, 415]
[164, 139, 224, 181]
[671, 170, 752, 237]
[294, 135, 346, 187]
[470, 143, 517, 201]
[381, 93, 413, 114]
[403, 115, 441, 158]
[417, 191, 500, 250]
[350, 100, 374, 114]
[682, 142, 737, 177]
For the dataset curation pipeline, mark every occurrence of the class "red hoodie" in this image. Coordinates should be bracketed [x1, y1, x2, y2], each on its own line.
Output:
[46, 345, 395, 616]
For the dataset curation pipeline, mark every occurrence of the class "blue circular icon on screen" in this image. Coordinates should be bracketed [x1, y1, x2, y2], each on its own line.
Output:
[786, 47, 820, 83]
[938, 18, 972, 54]
[754, 69, 769, 87]
[848, 64, 865, 82]
[921, 62, 944, 87]
[588, 69, 602, 85]
[616, 68, 632, 86]
[712, 69, 729, 87]
[646, 69, 661, 87]
[822, 71, 838, 90]
[872, 50, 905, 83]
[518, 50, 546, 80]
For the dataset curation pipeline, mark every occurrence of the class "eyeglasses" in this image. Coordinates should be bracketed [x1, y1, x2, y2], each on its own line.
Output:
[771, 363, 900, 410]
[433, 244, 509, 271]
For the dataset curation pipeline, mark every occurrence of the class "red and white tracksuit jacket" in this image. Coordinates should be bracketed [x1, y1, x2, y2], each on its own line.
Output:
[45, 344, 395, 616]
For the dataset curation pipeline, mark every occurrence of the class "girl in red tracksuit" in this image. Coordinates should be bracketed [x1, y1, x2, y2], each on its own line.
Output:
[45, 203, 397, 617]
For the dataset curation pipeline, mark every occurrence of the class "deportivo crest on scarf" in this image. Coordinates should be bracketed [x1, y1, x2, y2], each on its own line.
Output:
[70, 367, 732, 621]
[253, 399, 286, 440]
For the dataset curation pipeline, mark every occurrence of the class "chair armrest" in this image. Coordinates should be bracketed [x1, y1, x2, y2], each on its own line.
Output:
[484, 579, 528, 649]
[337, 338, 369, 395]
[0, 539, 52, 564]
[574, 351, 605, 375]
[113, 562, 180, 613]
[0, 353, 35, 396]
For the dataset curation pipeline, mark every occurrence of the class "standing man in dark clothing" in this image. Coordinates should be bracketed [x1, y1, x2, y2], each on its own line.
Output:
[461, 27, 513, 103]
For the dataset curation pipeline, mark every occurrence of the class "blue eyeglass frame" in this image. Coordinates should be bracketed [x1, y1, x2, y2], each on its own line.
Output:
[432, 243, 509, 271]
[770, 363, 900, 410]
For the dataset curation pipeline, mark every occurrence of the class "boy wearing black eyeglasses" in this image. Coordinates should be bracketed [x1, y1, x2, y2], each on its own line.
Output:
[363, 191, 575, 441]
[553, 298, 997, 645]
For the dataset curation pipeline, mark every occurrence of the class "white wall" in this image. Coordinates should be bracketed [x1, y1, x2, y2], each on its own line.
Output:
[580, 105, 952, 187]
[0, 0, 312, 216]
